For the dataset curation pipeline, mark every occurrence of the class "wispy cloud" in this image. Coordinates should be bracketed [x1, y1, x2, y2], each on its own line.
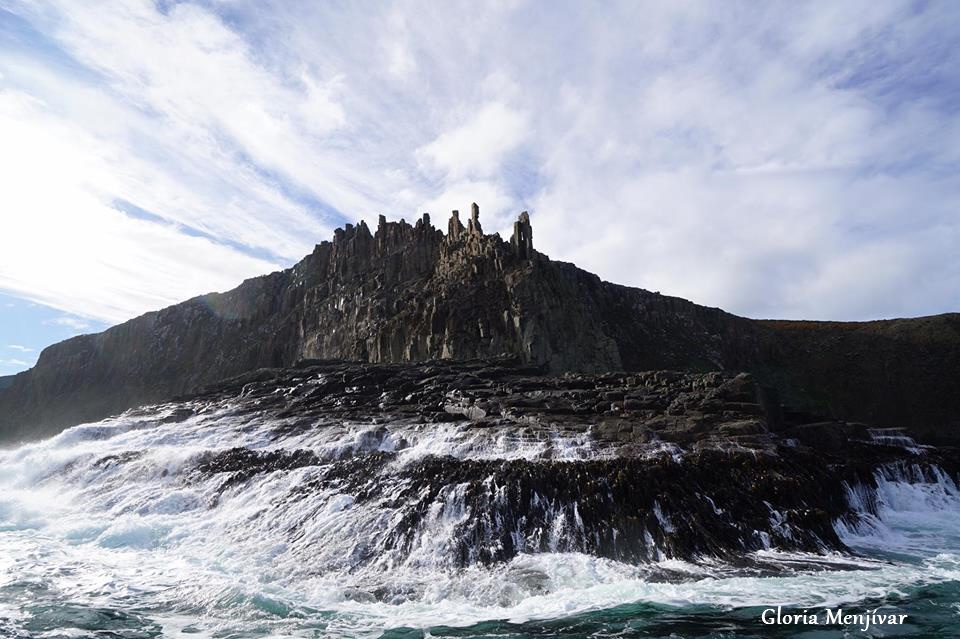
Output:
[417, 101, 529, 180]
[0, 0, 958, 326]
[6, 345, 33, 352]
[0, 358, 30, 368]
[43, 316, 93, 332]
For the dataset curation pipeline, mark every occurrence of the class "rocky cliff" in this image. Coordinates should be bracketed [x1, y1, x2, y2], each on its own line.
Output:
[1, 205, 958, 443]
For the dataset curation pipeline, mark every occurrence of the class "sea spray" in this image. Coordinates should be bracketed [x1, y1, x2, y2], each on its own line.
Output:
[1, 362, 958, 637]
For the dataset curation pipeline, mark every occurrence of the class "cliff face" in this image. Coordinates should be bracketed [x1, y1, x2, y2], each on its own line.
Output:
[1, 206, 958, 443]
[753, 315, 960, 444]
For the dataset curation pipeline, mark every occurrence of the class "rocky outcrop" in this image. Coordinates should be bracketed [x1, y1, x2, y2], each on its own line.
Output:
[1, 206, 958, 443]
[154, 358, 959, 565]
[177, 357, 862, 457]
[511, 211, 533, 259]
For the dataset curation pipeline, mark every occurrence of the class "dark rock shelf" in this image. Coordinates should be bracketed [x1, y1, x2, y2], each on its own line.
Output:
[138, 357, 958, 566]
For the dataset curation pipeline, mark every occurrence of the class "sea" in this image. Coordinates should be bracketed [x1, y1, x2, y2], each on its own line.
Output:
[0, 402, 957, 638]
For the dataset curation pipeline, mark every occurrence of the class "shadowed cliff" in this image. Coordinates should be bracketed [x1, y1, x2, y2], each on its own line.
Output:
[1, 204, 958, 444]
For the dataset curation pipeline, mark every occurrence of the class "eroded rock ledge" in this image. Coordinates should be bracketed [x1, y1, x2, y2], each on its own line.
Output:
[142, 358, 958, 566]
[178, 357, 936, 456]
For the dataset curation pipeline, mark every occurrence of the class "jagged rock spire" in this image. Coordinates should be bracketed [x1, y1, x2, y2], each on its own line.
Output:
[467, 202, 483, 236]
[448, 210, 465, 241]
[511, 211, 533, 259]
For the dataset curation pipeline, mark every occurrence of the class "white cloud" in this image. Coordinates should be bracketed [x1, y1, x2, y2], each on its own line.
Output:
[1, 0, 958, 328]
[0, 88, 282, 322]
[7, 345, 34, 353]
[381, 9, 416, 79]
[20, 0, 348, 253]
[417, 101, 528, 179]
[44, 317, 93, 332]
[0, 359, 31, 368]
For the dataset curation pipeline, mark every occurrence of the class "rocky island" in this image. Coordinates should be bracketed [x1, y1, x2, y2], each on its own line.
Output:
[1, 205, 958, 637]
[1, 204, 958, 445]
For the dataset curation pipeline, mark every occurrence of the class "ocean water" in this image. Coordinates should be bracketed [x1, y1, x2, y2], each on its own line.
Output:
[0, 403, 958, 638]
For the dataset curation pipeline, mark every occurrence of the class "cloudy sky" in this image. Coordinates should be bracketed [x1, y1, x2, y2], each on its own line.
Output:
[1, 0, 959, 374]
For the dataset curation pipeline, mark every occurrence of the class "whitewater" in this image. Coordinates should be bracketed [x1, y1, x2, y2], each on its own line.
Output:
[1, 402, 958, 638]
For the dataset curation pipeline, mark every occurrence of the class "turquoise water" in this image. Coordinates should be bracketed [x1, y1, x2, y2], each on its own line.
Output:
[385, 586, 960, 638]
[5, 552, 959, 638]
[0, 408, 957, 638]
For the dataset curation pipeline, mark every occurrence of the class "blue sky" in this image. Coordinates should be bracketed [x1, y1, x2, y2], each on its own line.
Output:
[1, 0, 959, 375]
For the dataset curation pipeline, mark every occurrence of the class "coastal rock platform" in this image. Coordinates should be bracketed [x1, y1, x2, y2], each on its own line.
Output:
[128, 357, 959, 567]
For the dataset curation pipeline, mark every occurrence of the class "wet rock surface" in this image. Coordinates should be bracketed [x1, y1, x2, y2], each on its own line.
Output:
[146, 358, 959, 568]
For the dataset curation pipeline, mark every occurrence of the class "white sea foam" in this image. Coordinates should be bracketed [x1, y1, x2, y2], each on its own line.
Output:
[835, 462, 960, 557]
[0, 405, 958, 637]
